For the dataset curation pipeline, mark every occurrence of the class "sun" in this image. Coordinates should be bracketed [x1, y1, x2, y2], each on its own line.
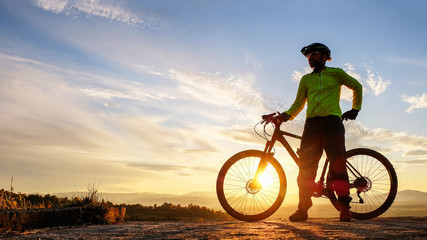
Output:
[258, 171, 274, 188]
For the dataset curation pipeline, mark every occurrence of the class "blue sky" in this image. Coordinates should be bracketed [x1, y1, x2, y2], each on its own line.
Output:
[0, 0, 426, 196]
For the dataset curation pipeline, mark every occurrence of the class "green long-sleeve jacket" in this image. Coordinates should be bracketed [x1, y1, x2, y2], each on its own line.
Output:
[284, 67, 363, 120]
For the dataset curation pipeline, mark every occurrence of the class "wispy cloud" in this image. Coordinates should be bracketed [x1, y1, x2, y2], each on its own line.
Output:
[366, 68, 391, 96]
[245, 53, 264, 72]
[169, 70, 267, 113]
[34, 0, 167, 29]
[0, 52, 226, 190]
[342, 63, 362, 81]
[81, 87, 176, 103]
[401, 93, 427, 113]
[126, 162, 217, 173]
[0, 52, 55, 69]
[127, 162, 185, 171]
[134, 65, 165, 76]
[403, 150, 427, 157]
[394, 160, 427, 165]
[342, 63, 390, 97]
[387, 56, 427, 69]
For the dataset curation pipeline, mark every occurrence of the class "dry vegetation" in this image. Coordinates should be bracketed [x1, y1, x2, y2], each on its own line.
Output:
[0, 181, 114, 232]
[0, 185, 108, 211]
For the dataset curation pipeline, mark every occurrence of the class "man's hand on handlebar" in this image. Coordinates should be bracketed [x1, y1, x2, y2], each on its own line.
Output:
[262, 112, 291, 125]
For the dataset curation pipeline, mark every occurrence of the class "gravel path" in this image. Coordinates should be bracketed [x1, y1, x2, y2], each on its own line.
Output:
[3, 217, 427, 239]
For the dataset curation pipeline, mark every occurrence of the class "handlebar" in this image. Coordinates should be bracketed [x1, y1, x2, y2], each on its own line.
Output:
[261, 112, 290, 126]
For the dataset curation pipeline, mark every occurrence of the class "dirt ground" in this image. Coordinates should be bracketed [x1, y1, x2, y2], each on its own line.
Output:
[2, 217, 427, 239]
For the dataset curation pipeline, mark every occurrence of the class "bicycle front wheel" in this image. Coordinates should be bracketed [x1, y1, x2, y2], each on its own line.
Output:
[216, 150, 287, 221]
[329, 148, 398, 220]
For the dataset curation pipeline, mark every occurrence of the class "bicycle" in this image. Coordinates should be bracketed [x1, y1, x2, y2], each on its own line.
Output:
[216, 113, 398, 221]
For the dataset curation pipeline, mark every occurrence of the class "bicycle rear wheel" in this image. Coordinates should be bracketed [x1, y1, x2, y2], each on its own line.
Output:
[329, 148, 398, 220]
[216, 150, 287, 221]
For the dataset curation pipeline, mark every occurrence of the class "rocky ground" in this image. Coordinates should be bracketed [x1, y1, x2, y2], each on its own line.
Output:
[2, 217, 427, 239]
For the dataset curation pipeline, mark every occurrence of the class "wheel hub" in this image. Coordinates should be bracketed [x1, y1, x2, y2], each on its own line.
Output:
[354, 177, 372, 192]
[246, 179, 261, 194]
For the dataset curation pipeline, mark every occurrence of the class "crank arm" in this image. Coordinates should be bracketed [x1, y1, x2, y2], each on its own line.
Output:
[357, 190, 365, 204]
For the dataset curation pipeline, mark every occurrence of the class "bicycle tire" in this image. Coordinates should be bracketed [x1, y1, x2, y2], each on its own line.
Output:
[328, 148, 398, 220]
[216, 150, 287, 221]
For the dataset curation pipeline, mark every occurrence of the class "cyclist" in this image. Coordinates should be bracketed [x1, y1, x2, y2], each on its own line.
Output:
[272, 43, 363, 222]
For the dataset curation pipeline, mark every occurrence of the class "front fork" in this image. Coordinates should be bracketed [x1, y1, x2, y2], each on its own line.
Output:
[249, 140, 275, 190]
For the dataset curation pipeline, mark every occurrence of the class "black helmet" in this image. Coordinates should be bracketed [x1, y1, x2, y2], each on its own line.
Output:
[301, 43, 331, 60]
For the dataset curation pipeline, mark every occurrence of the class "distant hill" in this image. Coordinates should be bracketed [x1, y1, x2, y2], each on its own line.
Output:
[394, 189, 427, 204]
[53, 189, 427, 211]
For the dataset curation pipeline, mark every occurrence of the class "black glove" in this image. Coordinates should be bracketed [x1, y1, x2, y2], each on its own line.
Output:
[342, 109, 359, 121]
[272, 112, 291, 124]
[262, 112, 291, 124]
[279, 112, 291, 122]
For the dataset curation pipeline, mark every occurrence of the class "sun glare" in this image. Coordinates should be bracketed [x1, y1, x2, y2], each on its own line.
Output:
[259, 171, 274, 188]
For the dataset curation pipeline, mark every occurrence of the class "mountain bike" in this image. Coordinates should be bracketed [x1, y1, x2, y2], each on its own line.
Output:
[216, 113, 398, 221]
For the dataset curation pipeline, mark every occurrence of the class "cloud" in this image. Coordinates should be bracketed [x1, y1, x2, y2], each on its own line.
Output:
[135, 65, 165, 76]
[190, 166, 218, 173]
[169, 69, 267, 113]
[126, 162, 217, 173]
[401, 93, 427, 113]
[387, 56, 427, 69]
[33, 0, 166, 29]
[222, 126, 261, 145]
[403, 150, 427, 157]
[339, 121, 427, 168]
[34, 0, 68, 13]
[394, 160, 427, 165]
[245, 53, 263, 71]
[342, 63, 390, 98]
[0, 52, 229, 190]
[127, 162, 185, 171]
[0, 52, 56, 69]
[0, 58, 121, 151]
[342, 63, 362, 81]
[366, 68, 391, 96]
[80, 87, 176, 103]
[344, 121, 427, 157]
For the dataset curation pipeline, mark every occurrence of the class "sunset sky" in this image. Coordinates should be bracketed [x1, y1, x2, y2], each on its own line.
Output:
[1, 0, 426, 196]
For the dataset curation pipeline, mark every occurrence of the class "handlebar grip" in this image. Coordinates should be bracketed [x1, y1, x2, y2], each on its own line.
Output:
[262, 113, 275, 120]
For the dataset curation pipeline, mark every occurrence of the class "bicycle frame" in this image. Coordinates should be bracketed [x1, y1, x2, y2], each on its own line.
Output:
[253, 122, 367, 201]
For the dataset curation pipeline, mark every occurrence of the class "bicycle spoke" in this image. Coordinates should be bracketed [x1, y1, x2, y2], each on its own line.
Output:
[229, 166, 248, 183]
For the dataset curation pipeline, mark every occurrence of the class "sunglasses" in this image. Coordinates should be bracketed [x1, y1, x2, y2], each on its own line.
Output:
[306, 51, 321, 58]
